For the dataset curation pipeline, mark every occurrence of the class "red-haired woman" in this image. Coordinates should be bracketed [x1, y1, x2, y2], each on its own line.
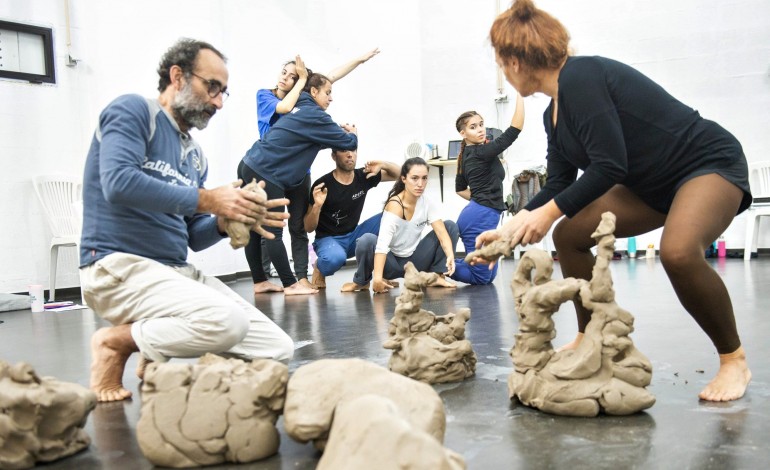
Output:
[476, 0, 751, 401]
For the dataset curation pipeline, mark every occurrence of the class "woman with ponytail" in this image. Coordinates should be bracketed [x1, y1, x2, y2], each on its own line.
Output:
[240, 73, 358, 296]
[452, 92, 524, 285]
[342, 157, 459, 293]
[475, 0, 751, 401]
[244, 49, 380, 295]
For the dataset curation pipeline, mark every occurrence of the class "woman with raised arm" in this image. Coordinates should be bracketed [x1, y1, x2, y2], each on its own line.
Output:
[476, 0, 751, 401]
[248, 48, 381, 294]
[240, 73, 358, 296]
[452, 92, 524, 285]
[344, 157, 459, 294]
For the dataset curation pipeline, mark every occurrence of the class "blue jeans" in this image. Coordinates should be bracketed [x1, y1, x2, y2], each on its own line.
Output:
[451, 200, 503, 285]
[313, 213, 383, 276]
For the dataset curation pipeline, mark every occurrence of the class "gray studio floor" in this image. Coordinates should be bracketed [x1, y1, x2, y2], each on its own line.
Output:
[2, 254, 769, 469]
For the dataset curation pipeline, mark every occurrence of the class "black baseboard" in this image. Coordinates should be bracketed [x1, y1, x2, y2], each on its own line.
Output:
[15, 247, 768, 300]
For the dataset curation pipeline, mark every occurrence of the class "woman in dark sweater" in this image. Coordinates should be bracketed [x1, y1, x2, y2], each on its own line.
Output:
[476, 0, 751, 401]
[452, 93, 524, 284]
[239, 73, 358, 296]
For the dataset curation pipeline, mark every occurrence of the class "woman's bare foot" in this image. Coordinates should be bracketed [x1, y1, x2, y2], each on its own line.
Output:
[699, 346, 752, 402]
[136, 356, 153, 380]
[427, 274, 456, 288]
[90, 325, 138, 402]
[284, 282, 318, 296]
[253, 281, 283, 294]
[556, 332, 584, 352]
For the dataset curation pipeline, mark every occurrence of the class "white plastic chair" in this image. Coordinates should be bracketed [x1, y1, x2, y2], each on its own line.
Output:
[33, 175, 84, 302]
[743, 161, 770, 260]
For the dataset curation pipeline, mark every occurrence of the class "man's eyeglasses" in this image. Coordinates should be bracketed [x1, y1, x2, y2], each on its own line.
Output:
[191, 72, 229, 102]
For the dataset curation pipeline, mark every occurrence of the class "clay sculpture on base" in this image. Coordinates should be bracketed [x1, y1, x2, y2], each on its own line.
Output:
[283, 358, 446, 451]
[223, 178, 267, 249]
[0, 360, 96, 470]
[383, 262, 476, 384]
[468, 211, 656, 417]
[136, 354, 288, 468]
[317, 394, 466, 470]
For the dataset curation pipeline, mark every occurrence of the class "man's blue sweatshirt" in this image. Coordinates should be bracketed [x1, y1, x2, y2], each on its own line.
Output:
[242, 92, 357, 189]
[80, 94, 222, 267]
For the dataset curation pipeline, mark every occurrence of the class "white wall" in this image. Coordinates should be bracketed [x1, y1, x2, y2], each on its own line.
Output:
[1, 0, 768, 293]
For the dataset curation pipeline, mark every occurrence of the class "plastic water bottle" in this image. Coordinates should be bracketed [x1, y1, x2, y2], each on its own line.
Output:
[646, 244, 655, 259]
[717, 236, 726, 258]
[627, 237, 637, 258]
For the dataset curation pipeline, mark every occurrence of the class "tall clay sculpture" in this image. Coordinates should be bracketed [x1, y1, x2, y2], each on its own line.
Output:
[468, 212, 655, 417]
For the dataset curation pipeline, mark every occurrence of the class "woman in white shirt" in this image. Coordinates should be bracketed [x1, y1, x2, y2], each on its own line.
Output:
[342, 157, 459, 293]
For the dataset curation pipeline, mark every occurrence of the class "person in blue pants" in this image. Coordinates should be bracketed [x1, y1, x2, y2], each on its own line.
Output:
[304, 149, 400, 288]
[452, 93, 525, 284]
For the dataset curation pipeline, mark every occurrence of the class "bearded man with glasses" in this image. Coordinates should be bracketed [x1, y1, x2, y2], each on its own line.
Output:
[79, 38, 294, 402]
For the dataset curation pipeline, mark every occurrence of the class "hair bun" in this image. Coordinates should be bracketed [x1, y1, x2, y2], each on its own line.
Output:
[511, 0, 536, 20]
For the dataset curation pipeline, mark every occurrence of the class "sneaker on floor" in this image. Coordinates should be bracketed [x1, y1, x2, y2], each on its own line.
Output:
[311, 267, 326, 289]
[341, 282, 370, 292]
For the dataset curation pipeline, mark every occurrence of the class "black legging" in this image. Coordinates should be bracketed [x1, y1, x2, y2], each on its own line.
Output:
[551, 175, 743, 354]
[259, 174, 311, 280]
[238, 161, 297, 288]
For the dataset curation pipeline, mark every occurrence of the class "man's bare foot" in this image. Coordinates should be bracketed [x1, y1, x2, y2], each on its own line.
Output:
[254, 281, 283, 294]
[311, 267, 326, 289]
[136, 356, 153, 380]
[427, 274, 456, 288]
[341, 282, 370, 292]
[556, 332, 584, 352]
[284, 282, 318, 296]
[699, 346, 752, 402]
[91, 325, 138, 402]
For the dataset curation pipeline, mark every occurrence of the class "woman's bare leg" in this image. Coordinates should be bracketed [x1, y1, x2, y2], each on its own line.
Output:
[552, 185, 666, 349]
[661, 174, 750, 401]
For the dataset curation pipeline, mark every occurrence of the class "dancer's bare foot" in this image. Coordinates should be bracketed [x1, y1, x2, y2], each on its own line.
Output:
[136, 356, 153, 380]
[253, 281, 283, 294]
[311, 267, 326, 289]
[298, 277, 318, 290]
[427, 274, 456, 288]
[699, 346, 752, 402]
[90, 325, 138, 402]
[556, 332, 584, 352]
[284, 281, 318, 296]
[341, 282, 370, 292]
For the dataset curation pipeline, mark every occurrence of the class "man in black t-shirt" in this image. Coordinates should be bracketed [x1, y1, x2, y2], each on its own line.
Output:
[304, 149, 400, 288]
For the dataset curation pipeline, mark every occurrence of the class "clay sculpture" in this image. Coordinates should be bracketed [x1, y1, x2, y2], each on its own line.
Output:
[223, 178, 267, 249]
[317, 394, 466, 470]
[0, 360, 96, 469]
[467, 211, 656, 416]
[136, 354, 288, 467]
[283, 358, 446, 451]
[383, 262, 476, 384]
